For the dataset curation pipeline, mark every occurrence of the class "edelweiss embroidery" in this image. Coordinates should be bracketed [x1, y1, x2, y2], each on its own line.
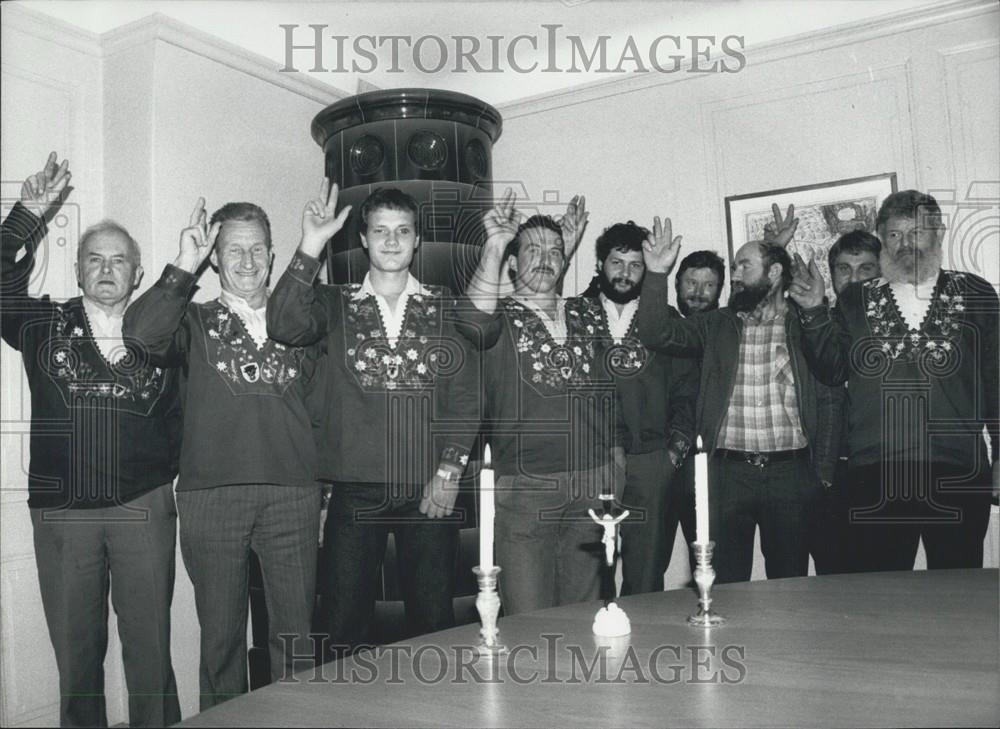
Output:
[42, 303, 167, 413]
[506, 298, 600, 391]
[863, 273, 966, 365]
[343, 286, 449, 390]
[202, 303, 304, 392]
[597, 308, 648, 377]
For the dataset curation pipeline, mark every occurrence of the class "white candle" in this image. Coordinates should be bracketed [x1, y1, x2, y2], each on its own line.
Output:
[694, 436, 709, 545]
[479, 444, 495, 569]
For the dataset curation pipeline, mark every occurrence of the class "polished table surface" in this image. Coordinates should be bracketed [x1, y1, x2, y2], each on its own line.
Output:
[181, 569, 999, 728]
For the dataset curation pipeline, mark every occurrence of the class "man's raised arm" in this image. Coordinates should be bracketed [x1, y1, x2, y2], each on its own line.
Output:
[788, 252, 852, 387]
[123, 198, 218, 366]
[1, 152, 71, 349]
[634, 215, 705, 356]
[267, 178, 351, 347]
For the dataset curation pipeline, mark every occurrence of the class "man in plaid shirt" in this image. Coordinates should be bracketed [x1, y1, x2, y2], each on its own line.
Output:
[634, 217, 840, 584]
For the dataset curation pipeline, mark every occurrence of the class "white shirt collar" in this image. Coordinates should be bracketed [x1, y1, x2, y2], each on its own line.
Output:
[82, 297, 125, 363]
[219, 289, 269, 348]
[514, 294, 567, 343]
[599, 294, 638, 343]
[352, 272, 430, 347]
[352, 272, 429, 302]
[887, 274, 937, 332]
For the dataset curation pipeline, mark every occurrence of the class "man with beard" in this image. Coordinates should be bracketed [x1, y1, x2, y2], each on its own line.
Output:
[675, 250, 725, 317]
[582, 222, 698, 594]
[635, 226, 839, 584]
[792, 190, 998, 573]
[658, 250, 727, 581]
[452, 189, 624, 614]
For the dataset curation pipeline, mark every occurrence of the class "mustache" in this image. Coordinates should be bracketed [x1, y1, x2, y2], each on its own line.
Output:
[532, 266, 556, 275]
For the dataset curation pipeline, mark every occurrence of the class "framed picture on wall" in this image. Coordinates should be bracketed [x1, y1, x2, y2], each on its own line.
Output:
[724, 172, 898, 300]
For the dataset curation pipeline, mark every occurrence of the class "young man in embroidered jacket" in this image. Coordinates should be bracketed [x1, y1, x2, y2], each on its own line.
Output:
[636, 216, 841, 585]
[451, 189, 626, 615]
[581, 221, 699, 595]
[267, 182, 480, 658]
[791, 190, 999, 573]
[1, 153, 181, 727]
[123, 198, 320, 710]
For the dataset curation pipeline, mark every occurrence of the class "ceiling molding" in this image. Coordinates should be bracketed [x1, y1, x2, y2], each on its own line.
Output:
[496, 0, 997, 119]
[2, 2, 103, 57]
[100, 13, 350, 106]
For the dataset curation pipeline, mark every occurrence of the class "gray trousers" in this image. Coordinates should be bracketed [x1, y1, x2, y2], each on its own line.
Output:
[495, 465, 617, 616]
[31, 483, 180, 728]
[176, 484, 319, 711]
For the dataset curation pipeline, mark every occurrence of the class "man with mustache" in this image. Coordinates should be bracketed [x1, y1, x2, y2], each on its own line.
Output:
[635, 223, 839, 584]
[3, 154, 182, 728]
[453, 190, 624, 614]
[124, 198, 321, 710]
[675, 250, 725, 317]
[792, 190, 998, 573]
[582, 222, 698, 594]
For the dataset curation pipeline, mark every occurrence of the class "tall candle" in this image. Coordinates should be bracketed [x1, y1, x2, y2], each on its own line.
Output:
[694, 436, 709, 545]
[479, 444, 495, 569]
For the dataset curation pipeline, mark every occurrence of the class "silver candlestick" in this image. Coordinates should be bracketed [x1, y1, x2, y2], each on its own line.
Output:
[687, 541, 726, 628]
[472, 565, 507, 655]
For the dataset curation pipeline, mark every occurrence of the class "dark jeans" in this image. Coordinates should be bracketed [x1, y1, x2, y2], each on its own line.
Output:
[320, 482, 458, 659]
[177, 484, 319, 712]
[711, 450, 822, 585]
[620, 450, 696, 594]
[31, 483, 180, 728]
[495, 465, 614, 615]
[845, 460, 992, 573]
[807, 458, 850, 575]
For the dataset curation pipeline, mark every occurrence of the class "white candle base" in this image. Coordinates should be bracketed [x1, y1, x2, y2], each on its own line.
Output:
[592, 602, 631, 637]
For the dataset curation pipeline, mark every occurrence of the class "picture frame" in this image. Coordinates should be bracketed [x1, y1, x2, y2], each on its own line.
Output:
[724, 172, 898, 299]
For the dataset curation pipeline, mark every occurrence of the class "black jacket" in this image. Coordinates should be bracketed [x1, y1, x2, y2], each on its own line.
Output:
[635, 271, 841, 482]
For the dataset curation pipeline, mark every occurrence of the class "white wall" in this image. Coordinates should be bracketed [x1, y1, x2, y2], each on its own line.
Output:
[494, 1, 1000, 303]
[0, 6, 340, 725]
[0, 7, 108, 727]
[1, 0, 997, 724]
[488, 1, 999, 587]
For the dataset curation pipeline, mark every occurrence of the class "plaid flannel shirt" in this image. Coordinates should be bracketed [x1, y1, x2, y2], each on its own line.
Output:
[717, 309, 808, 453]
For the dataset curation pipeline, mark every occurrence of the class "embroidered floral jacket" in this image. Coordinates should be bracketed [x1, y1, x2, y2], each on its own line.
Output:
[1, 203, 181, 508]
[451, 294, 623, 478]
[123, 265, 319, 491]
[266, 251, 479, 486]
[587, 295, 698, 459]
[799, 271, 1000, 470]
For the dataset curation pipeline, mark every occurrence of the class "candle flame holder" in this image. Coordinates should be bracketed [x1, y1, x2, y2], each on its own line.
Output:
[473, 565, 507, 655]
[687, 541, 726, 628]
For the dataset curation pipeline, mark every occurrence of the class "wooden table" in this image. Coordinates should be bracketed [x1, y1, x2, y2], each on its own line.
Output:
[181, 569, 999, 727]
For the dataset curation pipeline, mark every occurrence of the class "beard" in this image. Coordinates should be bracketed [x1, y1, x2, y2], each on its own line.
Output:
[728, 277, 772, 313]
[880, 244, 941, 285]
[677, 293, 719, 317]
[599, 274, 641, 304]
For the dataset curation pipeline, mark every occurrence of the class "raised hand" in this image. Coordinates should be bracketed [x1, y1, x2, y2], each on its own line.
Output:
[763, 203, 799, 248]
[788, 252, 826, 309]
[482, 187, 522, 251]
[300, 178, 352, 258]
[174, 197, 220, 273]
[555, 194, 589, 262]
[642, 215, 682, 274]
[20, 152, 71, 219]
